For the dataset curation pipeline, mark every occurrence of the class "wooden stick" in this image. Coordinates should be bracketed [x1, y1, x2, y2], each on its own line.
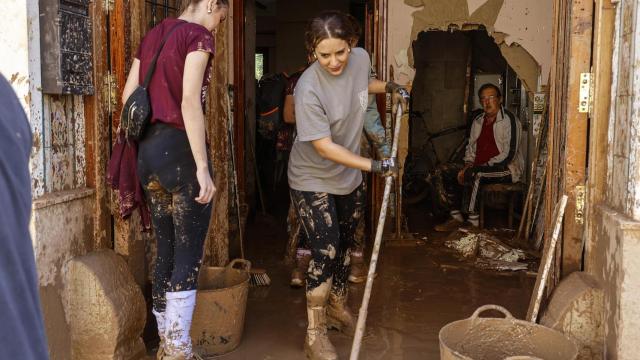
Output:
[350, 103, 403, 360]
[526, 194, 568, 323]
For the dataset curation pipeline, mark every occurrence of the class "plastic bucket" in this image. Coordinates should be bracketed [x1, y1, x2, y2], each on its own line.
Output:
[439, 305, 578, 360]
[190, 259, 250, 356]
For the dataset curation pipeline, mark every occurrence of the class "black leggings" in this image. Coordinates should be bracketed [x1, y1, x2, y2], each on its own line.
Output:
[137, 123, 212, 312]
[291, 183, 365, 296]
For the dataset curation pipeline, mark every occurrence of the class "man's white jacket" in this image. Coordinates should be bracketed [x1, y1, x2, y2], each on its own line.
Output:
[463, 108, 524, 183]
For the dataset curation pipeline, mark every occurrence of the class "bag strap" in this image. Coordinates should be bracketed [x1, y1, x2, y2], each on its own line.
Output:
[141, 21, 186, 89]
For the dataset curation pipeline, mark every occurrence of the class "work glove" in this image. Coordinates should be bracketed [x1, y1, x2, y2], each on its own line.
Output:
[371, 157, 398, 177]
[385, 81, 410, 113]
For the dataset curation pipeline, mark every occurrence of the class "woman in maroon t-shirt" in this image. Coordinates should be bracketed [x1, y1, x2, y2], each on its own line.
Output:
[120, 1, 228, 359]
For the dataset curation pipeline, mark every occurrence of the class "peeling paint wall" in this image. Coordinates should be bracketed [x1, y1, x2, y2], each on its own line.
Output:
[588, 1, 640, 358]
[1, 0, 45, 197]
[388, 0, 552, 91]
[43, 95, 86, 192]
[31, 189, 95, 359]
[2, 2, 95, 359]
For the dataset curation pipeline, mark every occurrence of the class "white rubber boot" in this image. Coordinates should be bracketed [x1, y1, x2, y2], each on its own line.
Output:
[164, 290, 197, 359]
[153, 309, 166, 359]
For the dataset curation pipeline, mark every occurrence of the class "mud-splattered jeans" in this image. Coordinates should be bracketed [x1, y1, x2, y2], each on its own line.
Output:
[291, 183, 365, 296]
[137, 123, 212, 312]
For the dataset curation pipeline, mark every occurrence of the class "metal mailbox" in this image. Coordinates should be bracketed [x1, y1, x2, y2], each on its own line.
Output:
[40, 0, 94, 95]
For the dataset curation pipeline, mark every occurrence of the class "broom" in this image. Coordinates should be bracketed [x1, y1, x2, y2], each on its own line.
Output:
[226, 86, 271, 287]
[350, 102, 403, 360]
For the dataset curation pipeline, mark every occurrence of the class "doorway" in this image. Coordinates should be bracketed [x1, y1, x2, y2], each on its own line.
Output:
[404, 29, 529, 229]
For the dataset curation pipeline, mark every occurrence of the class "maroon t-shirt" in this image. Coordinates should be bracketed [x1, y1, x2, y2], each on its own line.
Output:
[474, 116, 500, 165]
[135, 18, 215, 130]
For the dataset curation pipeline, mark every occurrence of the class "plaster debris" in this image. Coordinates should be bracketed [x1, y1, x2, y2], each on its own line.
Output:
[475, 258, 528, 271]
[445, 229, 527, 271]
[445, 231, 480, 258]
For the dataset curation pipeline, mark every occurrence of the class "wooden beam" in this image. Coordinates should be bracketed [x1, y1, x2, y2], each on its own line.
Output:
[205, 3, 234, 266]
[233, 0, 246, 196]
[86, 0, 112, 250]
[561, 0, 594, 275]
[585, 0, 616, 268]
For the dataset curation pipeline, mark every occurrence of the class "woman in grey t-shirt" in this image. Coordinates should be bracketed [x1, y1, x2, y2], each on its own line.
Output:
[288, 11, 408, 360]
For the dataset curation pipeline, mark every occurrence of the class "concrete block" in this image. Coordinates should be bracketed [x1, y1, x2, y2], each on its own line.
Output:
[63, 250, 147, 360]
[540, 272, 604, 360]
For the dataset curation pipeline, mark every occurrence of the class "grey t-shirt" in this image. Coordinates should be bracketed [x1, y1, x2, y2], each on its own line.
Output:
[288, 47, 371, 195]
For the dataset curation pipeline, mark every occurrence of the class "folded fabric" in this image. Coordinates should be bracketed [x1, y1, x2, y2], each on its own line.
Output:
[107, 131, 151, 232]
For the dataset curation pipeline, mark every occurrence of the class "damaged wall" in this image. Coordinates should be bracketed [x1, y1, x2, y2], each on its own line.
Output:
[1, 0, 45, 197]
[388, 0, 552, 92]
[31, 189, 95, 360]
[587, 1, 640, 358]
[2, 2, 97, 358]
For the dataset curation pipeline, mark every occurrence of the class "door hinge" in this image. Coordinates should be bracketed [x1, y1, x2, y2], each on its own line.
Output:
[575, 185, 586, 225]
[103, 0, 114, 13]
[103, 72, 118, 113]
[578, 73, 593, 114]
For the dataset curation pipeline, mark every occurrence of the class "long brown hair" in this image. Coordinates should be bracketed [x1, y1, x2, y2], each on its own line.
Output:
[305, 11, 361, 57]
[178, 0, 229, 14]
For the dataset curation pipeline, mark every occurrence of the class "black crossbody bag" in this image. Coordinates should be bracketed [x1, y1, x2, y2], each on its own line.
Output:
[121, 22, 185, 140]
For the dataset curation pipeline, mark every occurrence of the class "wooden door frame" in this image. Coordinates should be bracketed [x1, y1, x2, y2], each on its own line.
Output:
[233, 0, 246, 197]
[545, 0, 594, 278]
[585, 0, 616, 267]
[87, 0, 113, 251]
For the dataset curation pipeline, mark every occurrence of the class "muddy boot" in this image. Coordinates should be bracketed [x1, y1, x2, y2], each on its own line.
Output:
[164, 290, 197, 359]
[434, 211, 464, 232]
[327, 292, 356, 336]
[348, 251, 368, 284]
[304, 284, 337, 360]
[291, 250, 311, 288]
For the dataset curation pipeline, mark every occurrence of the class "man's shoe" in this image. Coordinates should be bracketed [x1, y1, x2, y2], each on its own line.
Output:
[348, 252, 368, 284]
[434, 218, 464, 232]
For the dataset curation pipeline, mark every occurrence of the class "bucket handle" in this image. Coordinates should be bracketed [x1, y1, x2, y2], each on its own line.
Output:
[469, 304, 514, 326]
[227, 258, 252, 272]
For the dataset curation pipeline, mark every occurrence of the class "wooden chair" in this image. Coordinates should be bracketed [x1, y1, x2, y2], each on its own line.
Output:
[479, 182, 525, 229]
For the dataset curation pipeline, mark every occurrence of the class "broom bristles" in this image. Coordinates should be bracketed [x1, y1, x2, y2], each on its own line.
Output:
[249, 268, 271, 287]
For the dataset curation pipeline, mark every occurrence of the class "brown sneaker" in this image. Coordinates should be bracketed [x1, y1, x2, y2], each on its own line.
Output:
[348, 252, 368, 284]
[326, 292, 356, 336]
[291, 252, 311, 288]
[434, 218, 464, 232]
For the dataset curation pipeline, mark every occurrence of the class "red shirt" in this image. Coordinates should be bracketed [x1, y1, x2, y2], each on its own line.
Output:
[135, 18, 215, 130]
[474, 116, 500, 165]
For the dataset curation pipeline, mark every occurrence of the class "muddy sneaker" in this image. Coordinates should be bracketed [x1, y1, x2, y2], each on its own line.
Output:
[348, 252, 368, 283]
[291, 252, 312, 288]
[434, 218, 464, 232]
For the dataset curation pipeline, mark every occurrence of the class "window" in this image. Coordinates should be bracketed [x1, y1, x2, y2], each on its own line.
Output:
[256, 53, 265, 81]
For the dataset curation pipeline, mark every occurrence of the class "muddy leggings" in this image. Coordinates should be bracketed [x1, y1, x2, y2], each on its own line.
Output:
[137, 123, 212, 312]
[291, 183, 365, 296]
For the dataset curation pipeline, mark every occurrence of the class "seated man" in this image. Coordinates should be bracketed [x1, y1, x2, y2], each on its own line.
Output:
[435, 83, 523, 231]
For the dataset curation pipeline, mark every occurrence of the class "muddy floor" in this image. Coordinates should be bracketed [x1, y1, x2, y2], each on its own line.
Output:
[207, 204, 535, 360]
